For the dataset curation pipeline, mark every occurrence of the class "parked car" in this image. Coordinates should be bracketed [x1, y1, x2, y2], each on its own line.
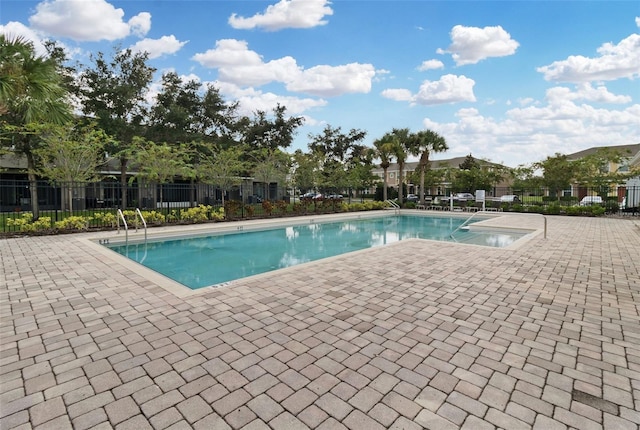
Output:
[326, 194, 343, 200]
[500, 195, 521, 203]
[455, 193, 475, 201]
[579, 196, 603, 206]
[441, 193, 475, 202]
[301, 192, 321, 199]
[406, 194, 419, 202]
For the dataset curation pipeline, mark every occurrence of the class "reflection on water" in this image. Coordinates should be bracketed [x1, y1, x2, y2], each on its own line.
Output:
[107, 215, 526, 289]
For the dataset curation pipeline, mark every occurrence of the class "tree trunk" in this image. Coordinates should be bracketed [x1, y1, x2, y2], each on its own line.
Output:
[419, 166, 426, 204]
[418, 152, 429, 205]
[68, 186, 74, 213]
[26, 152, 40, 221]
[382, 167, 388, 201]
[120, 156, 128, 210]
[398, 162, 404, 205]
[190, 179, 196, 208]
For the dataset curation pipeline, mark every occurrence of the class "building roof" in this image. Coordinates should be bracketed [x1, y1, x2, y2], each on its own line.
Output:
[373, 155, 504, 172]
[565, 143, 640, 161]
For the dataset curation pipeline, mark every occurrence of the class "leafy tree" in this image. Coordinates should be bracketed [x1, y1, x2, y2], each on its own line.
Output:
[458, 154, 477, 170]
[410, 130, 448, 204]
[197, 145, 245, 206]
[386, 128, 411, 205]
[252, 150, 291, 200]
[241, 104, 304, 153]
[535, 153, 575, 201]
[346, 145, 376, 200]
[0, 34, 73, 219]
[148, 72, 203, 144]
[574, 148, 634, 193]
[130, 138, 193, 205]
[79, 47, 155, 209]
[308, 125, 367, 194]
[373, 134, 395, 201]
[35, 123, 109, 212]
[511, 165, 543, 194]
[292, 150, 319, 194]
[148, 73, 240, 148]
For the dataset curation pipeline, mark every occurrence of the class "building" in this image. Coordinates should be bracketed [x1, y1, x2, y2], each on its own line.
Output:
[565, 143, 640, 202]
[370, 155, 512, 197]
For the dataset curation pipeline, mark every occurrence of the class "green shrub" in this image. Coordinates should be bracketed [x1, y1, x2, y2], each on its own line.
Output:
[55, 216, 91, 231]
[211, 207, 225, 221]
[141, 210, 165, 223]
[92, 212, 117, 228]
[6, 213, 53, 233]
[546, 202, 562, 215]
[244, 204, 255, 218]
[181, 205, 213, 222]
[275, 200, 289, 215]
[565, 206, 581, 216]
[261, 200, 274, 216]
[224, 201, 241, 220]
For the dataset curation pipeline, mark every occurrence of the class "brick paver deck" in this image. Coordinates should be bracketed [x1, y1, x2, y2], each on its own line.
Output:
[1, 213, 639, 429]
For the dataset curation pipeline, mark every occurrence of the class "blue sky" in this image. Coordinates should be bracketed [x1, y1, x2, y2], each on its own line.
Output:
[2, 0, 639, 167]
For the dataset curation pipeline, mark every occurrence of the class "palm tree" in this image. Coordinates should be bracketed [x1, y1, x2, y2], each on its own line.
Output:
[411, 130, 448, 204]
[389, 128, 411, 205]
[0, 34, 72, 220]
[373, 134, 395, 201]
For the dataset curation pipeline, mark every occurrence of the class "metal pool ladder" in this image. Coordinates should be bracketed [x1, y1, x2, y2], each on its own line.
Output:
[117, 208, 148, 245]
[386, 199, 400, 215]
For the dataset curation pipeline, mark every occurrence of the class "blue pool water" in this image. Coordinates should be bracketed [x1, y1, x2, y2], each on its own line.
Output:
[106, 215, 525, 289]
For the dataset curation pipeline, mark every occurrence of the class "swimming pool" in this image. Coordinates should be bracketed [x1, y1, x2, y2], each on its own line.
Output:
[104, 214, 528, 290]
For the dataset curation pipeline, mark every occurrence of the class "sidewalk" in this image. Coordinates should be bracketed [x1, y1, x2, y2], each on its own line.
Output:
[1, 215, 639, 429]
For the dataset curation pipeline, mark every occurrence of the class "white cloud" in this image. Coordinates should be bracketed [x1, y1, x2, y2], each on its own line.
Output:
[192, 39, 264, 68]
[286, 63, 376, 97]
[128, 12, 152, 37]
[422, 99, 640, 167]
[636, 16, 640, 27]
[537, 33, 640, 83]
[28, 0, 150, 41]
[414, 74, 476, 105]
[130, 35, 188, 59]
[213, 81, 327, 116]
[0, 21, 48, 56]
[518, 97, 535, 107]
[228, 0, 333, 31]
[546, 83, 632, 104]
[381, 89, 413, 102]
[438, 25, 519, 66]
[193, 39, 377, 97]
[418, 59, 444, 71]
[382, 75, 476, 105]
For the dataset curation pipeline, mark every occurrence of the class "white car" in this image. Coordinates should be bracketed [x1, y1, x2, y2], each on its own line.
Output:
[500, 195, 521, 203]
[579, 196, 603, 206]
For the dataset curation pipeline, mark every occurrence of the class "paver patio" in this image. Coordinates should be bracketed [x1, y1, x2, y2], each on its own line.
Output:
[1, 213, 639, 429]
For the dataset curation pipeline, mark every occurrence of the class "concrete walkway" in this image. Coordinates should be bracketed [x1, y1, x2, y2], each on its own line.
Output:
[1, 213, 639, 429]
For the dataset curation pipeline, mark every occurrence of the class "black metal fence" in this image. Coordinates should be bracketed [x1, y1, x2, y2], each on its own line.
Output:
[416, 185, 639, 214]
[0, 179, 250, 233]
[1, 179, 638, 233]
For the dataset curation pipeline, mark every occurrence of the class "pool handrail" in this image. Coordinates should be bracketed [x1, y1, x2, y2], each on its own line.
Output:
[116, 208, 148, 245]
[117, 209, 128, 243]
[135, 208, 148, 242]
[386, 199, 400, 215]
